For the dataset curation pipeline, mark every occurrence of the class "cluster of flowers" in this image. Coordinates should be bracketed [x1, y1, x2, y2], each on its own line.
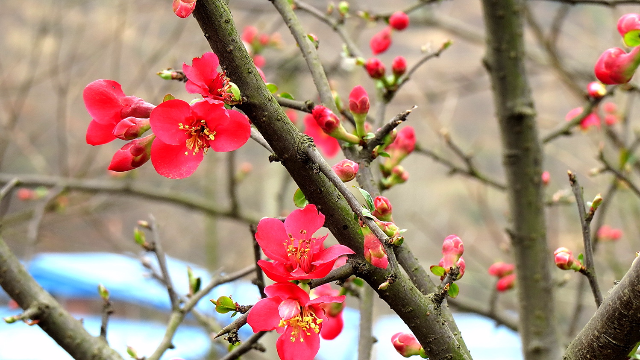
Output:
[595, 13, 640, 84]
[597, 225, 623, 242]
[241, 26, 282, 81]
[247, 204, 355, 360]
[84, 52, 251, 179]
[488, 262, 516, 292]
[564, 81, 619, 131]
[370, 11, 410, 55]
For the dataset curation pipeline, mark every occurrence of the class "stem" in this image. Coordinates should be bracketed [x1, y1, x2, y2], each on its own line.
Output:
[358, 285, 374, 360]
[148, 214, 179, 311]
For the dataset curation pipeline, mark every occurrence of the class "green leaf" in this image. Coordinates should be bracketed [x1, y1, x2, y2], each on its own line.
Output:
[162, 94, 176, 102]
[624, 30, 640, 47]
[229, 82, 241, 101]
[353, 277, 364, 286]
[378, 151, 390, 158]
[578, 253, 584, 263]
[212, 296, 236, 314]
[356, 187, 375, 212]
[448, 283, 460, 298]
[361, 208, 375, 220]
[293, 188, 309, 208]
[364, 133, 375, 140]
[279, 92, 294, 100]
[430, 265, 445, 277]
[266, 83, 278, 94]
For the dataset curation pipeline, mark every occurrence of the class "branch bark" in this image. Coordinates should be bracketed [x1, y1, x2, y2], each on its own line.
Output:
[480, 1, 561, 359]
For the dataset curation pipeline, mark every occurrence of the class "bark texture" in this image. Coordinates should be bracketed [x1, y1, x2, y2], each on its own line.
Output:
[479, 1, 561, 359]
[0, 238, 124, 360]
[564, 258, 640, 359]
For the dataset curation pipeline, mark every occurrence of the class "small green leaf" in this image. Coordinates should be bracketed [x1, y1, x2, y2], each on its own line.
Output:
[578, 253, 584, 263]
[162, 94, 176, 102]
[133, 228, 146, 246]
[356, 187, 375, 212]
[378, 151, 390, 158]
[448, 283, 460, 298]
[430, 265, 445, 277]
[266, 83, 278, 94]
[364, 133, 375, 140]
[229, 82, 241, 101]
[624, 30, 640, 47]
[353, 278, 364, 286]
[361, 208, 375, 220]
[212, 296, 236, 314]
[293, 188, 309, 208]
[279, 92, 295, 100]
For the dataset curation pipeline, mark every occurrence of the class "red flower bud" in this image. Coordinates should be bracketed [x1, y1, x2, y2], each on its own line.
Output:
[618, 13, 640, 47]
[541, 171, 550, 186]
[442, 234, 464, 263]
[365, 58, 386, 79]
[108, 135, 154, 172]
[370, 27, 392, 55]
[364, 230, 388, 269]
[349, 85, 370, 116]
[587, 81, 606, 99]
[597, 225, 623, 241]
[392, 56, 407, 77]
[389, 12, 410, 31]
[241, 26, 258, 44]
[311, 105, 341, 134]
[17, 188, 35, 201]
[565, 107, 600, 130]
[172, 0, 196, 18]
[488, 262, 515, 278]
[595, 46, 640, 85]
[387, 126, 416, 154]
[554, 247, 583, 271]
[391, 332, 423, 357]
[332, 159, 359, 182]
[112, 117, 150, 140]
[373, 196, 393, 221]
[496, 273, 516, 292]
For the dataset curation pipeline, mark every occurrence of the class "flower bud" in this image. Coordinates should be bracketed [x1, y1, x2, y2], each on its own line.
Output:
[108, 135, 154, 172]
[565, 107, 600, 130]
[349, 85, 370, 116]
[113, 117, 150, 140]
[387, 126, 416, 154]
[392, 56, 407, 77]
[587, 81, 606, 99]
[370, 27, 392, 55]
[312, 105, 340, 134]
[332, 159, 359, 182]
[363, 229, 388, 269]
[456, 257, 465, 280]
[172, 0, 196, 18]
[541, 171, 550, 186]
[595, 46, 640, 85]
[242, 26, 258, 44]
[589, 193, 603, 213]
[365, 58, 386, 79]
[496, 273, 516, 292]
[382, 166, 409, 188]
[373, 196, 393, 221]
[597, 225, 623, 241]
[618, 13, 640, 47]
[17, 188, 35, 201]
[338, 1, 349, 16]
[391, 332, 423, 357]
[488, 262, 515, 278]
[389, 12, 410, 31]
[554, 247, 583, 271]
[441, 234, 464, 269]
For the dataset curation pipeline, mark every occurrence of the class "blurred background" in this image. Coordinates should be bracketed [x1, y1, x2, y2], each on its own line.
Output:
[2, 0, 640, 359]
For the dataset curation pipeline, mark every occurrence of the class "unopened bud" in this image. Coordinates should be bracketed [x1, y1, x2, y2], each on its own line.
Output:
[389, 11, 410, 31]
[554, 247, 583, 271]
[113, 117, 150, 140]
[126, 345, 138, 359]
[134, 227, 146, 246]
[108, 135, 154, 172]
[372, 196, 393, 221]
[587, 81, 606, 99]
[98, 284, 110, 301]
[392, 56, 407, 77]
[338, 1, 349, 16]
[488, 262, 515, 278]
[363, 229, 388, 269]
[307, 33, 319, 49]
[365, 58, 386, 79]
[541, 171, 550, 186]
[496, 273, 516, 292]
[332, 159, 359, 182]
[391, 332, 424, 358]
[589, 193, 603, 212]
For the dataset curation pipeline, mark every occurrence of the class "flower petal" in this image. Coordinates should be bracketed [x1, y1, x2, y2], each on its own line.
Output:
[83, 79, 125, 124]
[312, 245, 355, 265]
[257, 260, 293, 283]
[208, 109, 251, 152]
[183, 52, 219, 96]
[284, 204, 325, 240]
[278, 299, 301, 320]
[255, 218, 290, 262]
[86, 119, 117, 145]
[150, 138, 203, 179]
[149, 99, 191, 145]
[320, 311, 343, 340]
[265, 282, 310, 304]
[304, 115, 340, 158]
[276, 324, 320, 360]
[247, 297, 282, 332]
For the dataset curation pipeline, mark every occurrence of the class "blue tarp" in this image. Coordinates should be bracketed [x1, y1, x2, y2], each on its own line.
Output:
[0, 252, 522, 359]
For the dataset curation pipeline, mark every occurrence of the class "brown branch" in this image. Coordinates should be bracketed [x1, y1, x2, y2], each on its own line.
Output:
[147, 214, 180, 311]
[219, 331, 267, 360]
[567, 171, 603, 307]
[0, 237, 124, 360]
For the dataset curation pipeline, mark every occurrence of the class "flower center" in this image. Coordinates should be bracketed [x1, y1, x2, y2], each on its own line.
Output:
[279, 307, 322, 342]
[284, 230, 315, 274]
[179, 119, 215, 155]
[208, 72, 234, 103]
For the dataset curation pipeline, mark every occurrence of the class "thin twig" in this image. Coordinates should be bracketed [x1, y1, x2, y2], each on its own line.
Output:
[228, 152, 240, 216]
[148, 214, 180, 311]
[599, 152, 640, 199]
[276, 97, 315, 113]
[358, 285, 375, 360]
[542, 100, 600, 144]
[533, 0, 640, 5]
[250, 127, 274, 153]
[0, 178, 19, 201]
[567, 171, 603, 307]
[367, 107, 416, 152]
[219, 331, 267, 360]
[25, 186, 64, 262]
[249, 224, 267, 299]
[397, 41, 452, 92]
[308, 262, 354, 288]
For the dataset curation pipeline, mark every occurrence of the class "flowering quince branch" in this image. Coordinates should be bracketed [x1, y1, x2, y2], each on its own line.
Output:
[145, 215, 180, 310]
[567, 171, 603, 307]
[542, 98, 602, 144]
[365, 107, 416, 153]
[276, 96, 315, 113]
[218, 331, 268, 360]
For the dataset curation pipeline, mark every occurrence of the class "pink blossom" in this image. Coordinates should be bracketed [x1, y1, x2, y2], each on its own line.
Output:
[304, 114, 340, 158]
[391, 332, 423, 357]
[332, 159, 359, 182]
[496, 274, 516, 292]
[488, 262, 515, 278]
[365, 58, 386, 79]
[183, 52, 235, 104]
[370, 27, 392, 55]
[172, 0, 196, 18]
[389, 12, 410, 31]
[594, 46, 640, 85]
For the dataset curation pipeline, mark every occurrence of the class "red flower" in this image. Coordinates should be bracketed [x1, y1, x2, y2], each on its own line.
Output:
[183, 52, 235, 103]
[370, 27, 392, 55]
[348, 86, 370, 116]
[389, 12, 410, 31]
[247, 282, 346, 360]
[149, 100, 250, 179]
[255, 204, 354, 282]
[618, 13, 640, 47]
[311, 284, 345, 340]
[304, 114, 340, 158]
[363, 228, 388, 269]
[172, 0, 196, 18]
[83, 79, 155, 146]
